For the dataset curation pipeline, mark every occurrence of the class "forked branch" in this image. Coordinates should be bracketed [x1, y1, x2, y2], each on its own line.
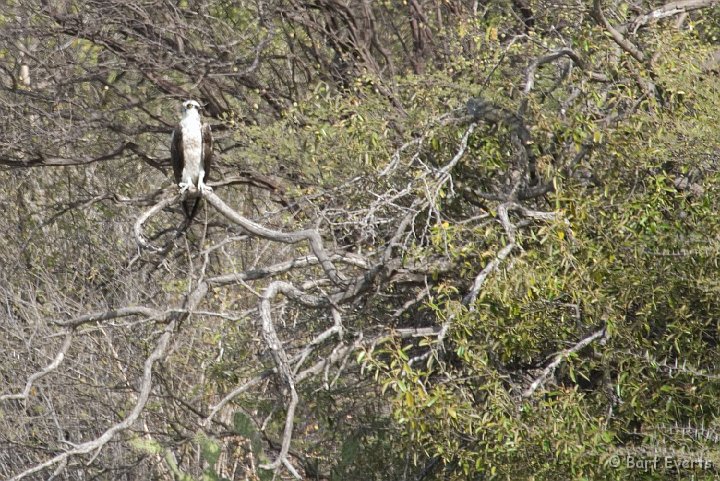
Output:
[205, 191, 346, 285]
[522, 327, 606, 398]
[0, 331, 73, 402]
[8, 321, 177, 481]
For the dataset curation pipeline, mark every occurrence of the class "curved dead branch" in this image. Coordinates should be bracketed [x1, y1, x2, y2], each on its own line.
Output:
[0, 331, 73, 402]
[133, 194, 178, 252]
[523, 48, 608, 94]
[8, 321, 177, 481]
[629, 0, 720, 33]
[205, 191, 347, 285]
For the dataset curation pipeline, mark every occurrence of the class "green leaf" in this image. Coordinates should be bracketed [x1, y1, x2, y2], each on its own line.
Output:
[129, 436, 163, 455]
[233, 411, 263, 457]
[196, 433, 221, 468]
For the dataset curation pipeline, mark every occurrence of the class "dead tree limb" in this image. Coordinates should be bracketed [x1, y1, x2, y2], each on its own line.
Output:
[592, 0, 646, 63]
[630, 0, 720, 33]
[54, 306, 161, 328]
[523, 48, 608, 94]
[0, 331, 73, 402]
[8, 320, 178, 481]
[133, 195, 178, 252]
[522, 327, 606, 398]
[461, 243, 516, 309]
[205, 191, 346, 285]
[257, 281, 307, 473]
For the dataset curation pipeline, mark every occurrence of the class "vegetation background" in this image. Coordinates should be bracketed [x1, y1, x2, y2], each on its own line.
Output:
[2, 0, 720, 479]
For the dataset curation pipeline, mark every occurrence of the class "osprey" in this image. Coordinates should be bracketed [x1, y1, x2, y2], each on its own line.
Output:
[170, 100, 213, 219]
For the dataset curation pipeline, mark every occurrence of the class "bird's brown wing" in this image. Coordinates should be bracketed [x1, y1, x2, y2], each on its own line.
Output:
[201, 123, 212, 183]
[170, 127, 184, 185]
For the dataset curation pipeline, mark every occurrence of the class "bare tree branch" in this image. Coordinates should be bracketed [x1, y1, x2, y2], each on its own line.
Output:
[206, 252, 368, 287]
[522, 327, 606, 398]
[54, 306, 161, 328]
[1, 142, 136, 168]
[630, 0, 720, 33]
[461, 243, 516, 309]
[257, 281, 302, 472]
[524, 48, 608, 94]
[8, 320, 177, 481]
[133, 194, 178, 252]
[0, 331, 72, 402]
[592, 0, 646, 63]
[205, 191, 346, 284]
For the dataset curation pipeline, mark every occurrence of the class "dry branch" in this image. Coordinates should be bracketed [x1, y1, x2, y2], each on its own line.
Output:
[461, 243, 516, 309]
[1, 142, 137, 167]
[207, 252, 367, 287]
[522, 327, 606, 398]
[523, 48, 608, 94]
[54, 306, 161, 327]
[8, 321, 177, 481]
[630, 0, 720, 33]
[592, 0, 646, 63]
[205, 191, 346, 285]
[0, 331, 73, 402]
[133, 195, 178, 251]
[257, 281, 303, 472]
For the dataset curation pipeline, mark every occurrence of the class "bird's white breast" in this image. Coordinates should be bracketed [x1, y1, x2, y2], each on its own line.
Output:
[181, 114, 203, 184]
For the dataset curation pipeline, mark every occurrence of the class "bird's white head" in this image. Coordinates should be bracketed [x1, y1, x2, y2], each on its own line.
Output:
[182, 100, 202, 119]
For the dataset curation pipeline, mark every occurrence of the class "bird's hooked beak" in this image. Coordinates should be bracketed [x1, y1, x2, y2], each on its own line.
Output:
[182, 101, 202, 115]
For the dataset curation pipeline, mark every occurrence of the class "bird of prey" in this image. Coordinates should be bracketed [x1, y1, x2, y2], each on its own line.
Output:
[170, 99, 213, 220]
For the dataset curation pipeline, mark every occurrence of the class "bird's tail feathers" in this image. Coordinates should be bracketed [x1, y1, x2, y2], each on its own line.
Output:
[183, 198, 201, 222]
[176, 199, 201, 235]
